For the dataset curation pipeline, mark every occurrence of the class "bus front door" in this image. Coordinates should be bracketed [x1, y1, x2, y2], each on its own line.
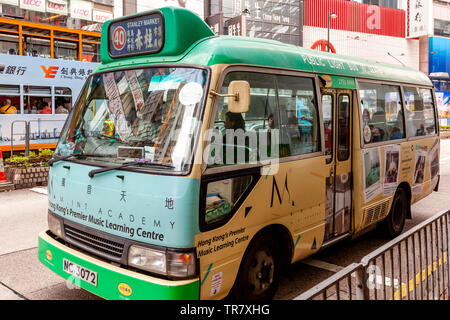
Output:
[322, 89, 353, 241]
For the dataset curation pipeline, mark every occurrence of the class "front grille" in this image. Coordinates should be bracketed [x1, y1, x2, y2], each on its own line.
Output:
[64, 224, 124, 260]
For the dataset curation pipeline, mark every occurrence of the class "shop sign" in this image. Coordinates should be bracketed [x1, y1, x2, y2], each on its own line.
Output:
[0, 0, 19, 6]
[20, 0, 46, 13]
[46, 0, 67, 14]
[407, 0, 432, 38]
[70, 0, 92, 21]
[92, 9, 113, 23]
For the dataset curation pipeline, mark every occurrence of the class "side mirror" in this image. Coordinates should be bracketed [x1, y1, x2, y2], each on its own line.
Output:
[210, 80, 250, 114]
[228, 81, 250, 114]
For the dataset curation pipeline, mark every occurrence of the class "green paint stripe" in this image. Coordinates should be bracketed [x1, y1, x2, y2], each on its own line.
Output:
[265, 167, 271, 179]
[294, 235, 301, 248]
[201, 263, 213, 287]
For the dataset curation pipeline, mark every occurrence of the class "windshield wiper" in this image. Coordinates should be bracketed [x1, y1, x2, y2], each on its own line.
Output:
[88, 159, 175, 178]
[49, 153, 108, 166]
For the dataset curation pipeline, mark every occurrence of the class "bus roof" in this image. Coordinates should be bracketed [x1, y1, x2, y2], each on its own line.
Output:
[98, 7, 432, 88]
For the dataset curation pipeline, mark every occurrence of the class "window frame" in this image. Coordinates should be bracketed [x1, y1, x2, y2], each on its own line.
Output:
[356, 78, 437, 149]
[402, 85, 438, 139]
[203, 65, 324, 176]
[321, 93, 334, 164]
[337, 93, 351, 161]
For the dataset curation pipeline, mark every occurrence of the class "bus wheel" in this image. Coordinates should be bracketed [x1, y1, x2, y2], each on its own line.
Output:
[232, 233, 280, 300]
[380, 188, 408, 239]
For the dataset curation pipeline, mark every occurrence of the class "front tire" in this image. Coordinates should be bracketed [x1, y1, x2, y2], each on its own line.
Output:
[232, 233, 281, 300]
[380, 188, 408, 238]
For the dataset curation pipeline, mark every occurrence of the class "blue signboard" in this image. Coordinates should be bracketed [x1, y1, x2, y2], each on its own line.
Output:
[108, 12, 164, 58]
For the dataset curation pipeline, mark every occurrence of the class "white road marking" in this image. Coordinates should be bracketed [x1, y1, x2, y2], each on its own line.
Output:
[30, 187, 48, 195]
[302, 258, 400, 289]
[302, 258, 344, 273]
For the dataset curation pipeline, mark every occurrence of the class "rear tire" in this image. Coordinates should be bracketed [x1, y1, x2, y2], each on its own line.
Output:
[232, 233, 281, 300]
[380, 188, 408, 239]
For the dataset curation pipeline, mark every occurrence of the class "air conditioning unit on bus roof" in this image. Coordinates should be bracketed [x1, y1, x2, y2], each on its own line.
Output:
[430, 72, 450, 78]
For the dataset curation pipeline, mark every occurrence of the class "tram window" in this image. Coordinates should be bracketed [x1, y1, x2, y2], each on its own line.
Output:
[0, 85, 20, 114]
[55, 87, 72, 113]
[55, 40, 78, 60]
[403, 87, 436, 137]
[0, 34, 19, 55]
[23, 36, 51, 58]
[277, 75, 320, 157]
[359, 82, 404, 143]
[55, 97, 72, 114]
[55, 87, 72, 96]
[23, 86, 52, 114]
[82, 43, 100, 62]
[0, 97, 19, 114]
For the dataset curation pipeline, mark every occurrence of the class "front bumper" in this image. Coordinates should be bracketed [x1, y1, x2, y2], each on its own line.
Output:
[38, 231, 199, 300]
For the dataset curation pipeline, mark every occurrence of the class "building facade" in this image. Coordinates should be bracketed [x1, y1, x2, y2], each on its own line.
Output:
[0, 0, 114, 30]
[204, 0, 303, 46]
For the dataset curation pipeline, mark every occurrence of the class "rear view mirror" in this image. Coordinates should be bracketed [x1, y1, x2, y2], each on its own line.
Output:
[210, 80, 250, 114]
[228, 81, 250, 114]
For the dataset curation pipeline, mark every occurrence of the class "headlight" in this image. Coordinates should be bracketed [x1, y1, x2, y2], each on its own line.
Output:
[48, 212, 63, 238]
[128, 245, 196, 278]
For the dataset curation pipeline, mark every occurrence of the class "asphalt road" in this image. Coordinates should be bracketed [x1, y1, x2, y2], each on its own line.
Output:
[1, 139, 450, 300]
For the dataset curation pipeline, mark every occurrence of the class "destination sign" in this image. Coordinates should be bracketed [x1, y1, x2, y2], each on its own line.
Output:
[108, 12, 164, 58]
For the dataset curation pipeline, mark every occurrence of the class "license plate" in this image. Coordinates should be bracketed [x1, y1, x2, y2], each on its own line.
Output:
[63, 259, 98, 287]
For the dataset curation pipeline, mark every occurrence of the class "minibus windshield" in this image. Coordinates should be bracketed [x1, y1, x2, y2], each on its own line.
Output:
[55, 67, 208, 172]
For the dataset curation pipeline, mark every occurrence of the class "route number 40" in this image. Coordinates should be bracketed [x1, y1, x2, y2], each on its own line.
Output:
[112, 26, 126, 51]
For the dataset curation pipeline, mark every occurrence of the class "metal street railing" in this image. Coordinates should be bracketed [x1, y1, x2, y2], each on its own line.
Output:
[295, 209, 450, 300]
[10, 119, 64, 157]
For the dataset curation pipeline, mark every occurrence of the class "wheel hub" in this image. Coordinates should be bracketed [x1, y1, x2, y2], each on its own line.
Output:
[249, 250, 274, 294]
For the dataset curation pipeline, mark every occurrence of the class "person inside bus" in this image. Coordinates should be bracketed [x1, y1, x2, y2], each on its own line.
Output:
[0, 99, 17, 114]
[24, 102, 31, 114]
[8, 48, 16, 55]
[390, 126, 403, 140]
[39, 102, 52, 114]
[56, 101, 69, 114]
[224, 111, 245, 132]
[223, 112, 246, 165]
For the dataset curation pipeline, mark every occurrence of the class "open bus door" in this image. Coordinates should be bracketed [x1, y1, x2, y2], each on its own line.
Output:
[321, 84, 353, 242]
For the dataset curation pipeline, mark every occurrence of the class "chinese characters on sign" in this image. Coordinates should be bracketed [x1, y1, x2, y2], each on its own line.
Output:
[407, 0, 431, 38]
[109, 13, 164, 57]
[0, 63, 93, 80]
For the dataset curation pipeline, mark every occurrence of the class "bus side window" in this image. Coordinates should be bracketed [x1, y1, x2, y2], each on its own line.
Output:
[276, 75, 320, 157]
[204, 176, 253, 225]
[337, 94, 350, 161]
[208, 71, 277, 167]
[322, 94, 333, 163]
[419, 88, 436, 135]
[403, 86, 436, 137]
[359, 82, 404, 143]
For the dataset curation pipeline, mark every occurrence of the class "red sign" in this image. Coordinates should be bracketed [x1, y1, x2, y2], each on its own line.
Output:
[112, 26, 126, 51]
[311, 40, 336, 54]
[303, 0, 405, 38]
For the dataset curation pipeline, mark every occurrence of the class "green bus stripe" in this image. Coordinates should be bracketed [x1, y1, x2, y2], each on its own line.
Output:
[201, 263, 213, 287]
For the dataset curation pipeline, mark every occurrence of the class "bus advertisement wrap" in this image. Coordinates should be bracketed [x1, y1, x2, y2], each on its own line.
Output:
[37, 7, 439, 300]
[0, 54, 99, 151]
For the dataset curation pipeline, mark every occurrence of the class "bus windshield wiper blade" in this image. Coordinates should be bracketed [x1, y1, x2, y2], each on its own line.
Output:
[49, 153, 107, 166]
[88, 159, 175, 178]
